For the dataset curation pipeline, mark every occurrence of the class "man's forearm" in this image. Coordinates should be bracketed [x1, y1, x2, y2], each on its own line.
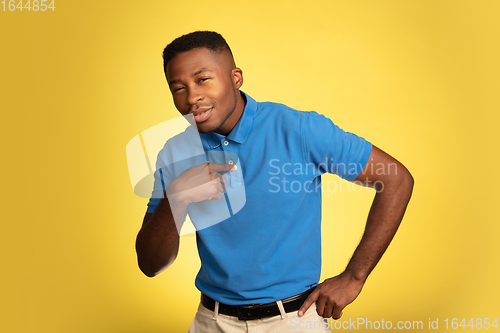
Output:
[135, 197, 186, 277]
[345, 167, 414, 282]
[298, 147, 414, 319]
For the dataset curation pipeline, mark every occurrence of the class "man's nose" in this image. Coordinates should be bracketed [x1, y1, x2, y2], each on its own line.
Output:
[187, 87, 203, 106]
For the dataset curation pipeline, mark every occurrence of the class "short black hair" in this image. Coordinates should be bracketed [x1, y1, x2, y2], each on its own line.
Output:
[162, 31, 233, 74]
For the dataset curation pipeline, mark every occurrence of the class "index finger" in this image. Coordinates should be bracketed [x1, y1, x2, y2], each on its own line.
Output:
[298, 288, 320, 317]
[208, 162, 237, 173]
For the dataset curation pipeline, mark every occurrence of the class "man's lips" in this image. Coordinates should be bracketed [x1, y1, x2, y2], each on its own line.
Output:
[191, 107, 213, 123]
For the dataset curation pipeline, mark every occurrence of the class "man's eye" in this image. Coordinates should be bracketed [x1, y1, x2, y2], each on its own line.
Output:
[173, 87, 184, 93]
[198, 78, 210, 83]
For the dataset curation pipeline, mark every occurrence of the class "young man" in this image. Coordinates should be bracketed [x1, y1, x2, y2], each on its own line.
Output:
[136, 31, 414, 332]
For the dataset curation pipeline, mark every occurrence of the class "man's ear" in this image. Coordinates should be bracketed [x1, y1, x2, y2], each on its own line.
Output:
[232, 67, 243, 89]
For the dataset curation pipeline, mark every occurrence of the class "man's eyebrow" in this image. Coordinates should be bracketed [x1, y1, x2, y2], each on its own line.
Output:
[193, 68, 213, 76]
[168, 79, 180, 87]
[168, 68, 213, 87]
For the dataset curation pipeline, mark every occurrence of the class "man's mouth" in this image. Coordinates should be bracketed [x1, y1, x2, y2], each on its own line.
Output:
[191, 107, 213, 123]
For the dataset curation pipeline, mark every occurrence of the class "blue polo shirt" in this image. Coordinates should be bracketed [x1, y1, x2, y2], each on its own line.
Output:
[147, 92, 372, 305]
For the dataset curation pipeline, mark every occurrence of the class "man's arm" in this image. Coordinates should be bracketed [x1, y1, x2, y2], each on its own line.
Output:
[135, 162, 236, 277]
[135, 198, 184, 277]
[299, 145, 414, 318]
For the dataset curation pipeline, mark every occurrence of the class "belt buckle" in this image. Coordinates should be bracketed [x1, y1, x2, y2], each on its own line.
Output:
[236, 304, 260, 320]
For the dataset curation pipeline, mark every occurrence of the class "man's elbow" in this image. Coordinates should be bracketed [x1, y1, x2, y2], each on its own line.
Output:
[137, 255, 177, 278]
[401, 166, 414, 191]
[392, 164, 414, 197]
[136, 238, 179, 278]
[139, 266, 158, 278]
[377, 163, 414, 195]
[139, 264, 164, 278]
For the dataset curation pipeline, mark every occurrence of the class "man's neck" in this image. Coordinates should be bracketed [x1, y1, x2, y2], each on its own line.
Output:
[213, 91, 246, 136]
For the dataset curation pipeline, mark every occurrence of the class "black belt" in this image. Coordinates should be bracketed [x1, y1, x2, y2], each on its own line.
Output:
[200, 287, 315, 320]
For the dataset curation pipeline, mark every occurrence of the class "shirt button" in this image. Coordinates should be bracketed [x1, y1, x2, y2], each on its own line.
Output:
[223, 140, 229, 146]
[228, 160, 234, 165]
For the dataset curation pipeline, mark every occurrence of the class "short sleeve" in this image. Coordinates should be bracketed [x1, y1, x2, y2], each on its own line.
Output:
[302, 111, 372, 181]
[145, 126, 207, 214]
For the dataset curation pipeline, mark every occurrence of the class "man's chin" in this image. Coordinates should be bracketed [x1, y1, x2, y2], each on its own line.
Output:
[195, 122, 216, 134]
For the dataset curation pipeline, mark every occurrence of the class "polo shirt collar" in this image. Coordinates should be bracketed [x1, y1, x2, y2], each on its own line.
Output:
[200, 91, 256, 150]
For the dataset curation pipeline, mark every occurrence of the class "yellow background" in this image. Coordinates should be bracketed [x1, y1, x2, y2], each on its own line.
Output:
[2, 0, 499, 332]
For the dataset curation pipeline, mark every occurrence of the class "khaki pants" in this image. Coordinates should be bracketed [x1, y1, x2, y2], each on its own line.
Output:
[188, 301, 332, 332]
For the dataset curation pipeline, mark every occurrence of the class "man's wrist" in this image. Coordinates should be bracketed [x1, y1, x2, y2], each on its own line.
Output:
[344, 266, 369, 283]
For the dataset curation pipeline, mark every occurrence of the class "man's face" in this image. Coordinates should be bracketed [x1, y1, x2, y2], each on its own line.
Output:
[166, 47, 243, 134]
